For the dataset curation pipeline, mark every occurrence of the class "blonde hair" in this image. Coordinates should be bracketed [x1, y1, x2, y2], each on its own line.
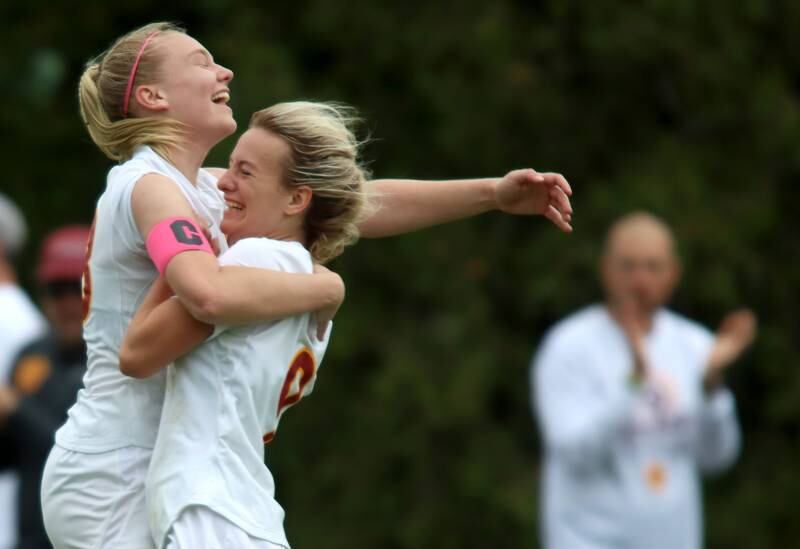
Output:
[78, 22, 187, 162]
[250, 102, 371, 264]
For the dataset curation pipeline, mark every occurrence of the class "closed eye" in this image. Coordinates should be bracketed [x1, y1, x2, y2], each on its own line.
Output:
[228, 157, 255, 177]
[190, 50, 213, 68]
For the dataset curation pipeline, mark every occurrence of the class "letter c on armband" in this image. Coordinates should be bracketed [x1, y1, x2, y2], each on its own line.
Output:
[170, 219, 204, 246]
[145, 217, 213, 275]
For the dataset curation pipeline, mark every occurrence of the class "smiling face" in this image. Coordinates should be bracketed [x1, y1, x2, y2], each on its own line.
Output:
[218, 128, 307, 245]
[133, 32, 236, 145]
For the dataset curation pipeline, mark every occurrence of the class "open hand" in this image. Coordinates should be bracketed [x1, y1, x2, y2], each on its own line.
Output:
[495, 169, 573, 232]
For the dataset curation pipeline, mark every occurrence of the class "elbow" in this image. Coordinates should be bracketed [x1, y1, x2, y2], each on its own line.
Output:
[184, 291, 224, 324]
[118, 344, 150, 379]
[700, 439, 741, 476]
[700, 455, 737, 477]
[177, 284, 225, 324]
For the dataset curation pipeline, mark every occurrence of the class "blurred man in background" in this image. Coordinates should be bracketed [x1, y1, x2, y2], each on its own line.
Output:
[531, 211, 755, 549]
[0, 225, 89, 549]
[0, 193, 46, 549]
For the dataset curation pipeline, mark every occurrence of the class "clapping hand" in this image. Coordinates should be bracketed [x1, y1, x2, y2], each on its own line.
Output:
[616, 295, 649, 383]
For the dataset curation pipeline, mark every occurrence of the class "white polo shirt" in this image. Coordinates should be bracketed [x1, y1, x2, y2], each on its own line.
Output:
[532, 305, 740, 549]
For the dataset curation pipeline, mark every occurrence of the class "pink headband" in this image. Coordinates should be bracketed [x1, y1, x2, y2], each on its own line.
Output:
[122, 31, 160, 118]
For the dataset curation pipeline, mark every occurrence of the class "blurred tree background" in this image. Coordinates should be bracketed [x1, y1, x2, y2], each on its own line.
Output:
[1, 0, 797, 547]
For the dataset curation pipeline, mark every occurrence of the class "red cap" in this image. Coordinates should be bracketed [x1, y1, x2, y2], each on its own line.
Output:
[36, 225, 91, 284]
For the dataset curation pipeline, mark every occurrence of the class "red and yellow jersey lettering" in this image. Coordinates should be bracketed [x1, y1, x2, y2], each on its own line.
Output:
[263, 347, 317, 444]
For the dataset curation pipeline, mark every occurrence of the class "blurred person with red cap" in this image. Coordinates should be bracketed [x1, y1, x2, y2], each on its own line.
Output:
[0, 224, 89, 549]
[0, 192, 46, 549]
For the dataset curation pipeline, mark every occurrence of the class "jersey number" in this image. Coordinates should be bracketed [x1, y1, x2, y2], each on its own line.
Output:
[262, 347, 317, 444]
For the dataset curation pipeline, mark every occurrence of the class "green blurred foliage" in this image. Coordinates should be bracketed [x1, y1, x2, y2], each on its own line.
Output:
[1, 0, 797, 547]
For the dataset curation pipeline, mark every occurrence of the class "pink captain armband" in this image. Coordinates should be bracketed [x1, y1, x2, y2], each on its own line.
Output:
[145, 217, 214, 275]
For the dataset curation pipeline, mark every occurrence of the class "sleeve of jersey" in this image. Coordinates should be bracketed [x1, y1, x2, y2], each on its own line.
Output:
[206, 238, 308, 341]
[531, 329, 637, 473]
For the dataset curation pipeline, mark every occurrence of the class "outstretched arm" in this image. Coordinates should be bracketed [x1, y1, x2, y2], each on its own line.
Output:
[207, 167, 574, 237]
[358, 169, 573, 238]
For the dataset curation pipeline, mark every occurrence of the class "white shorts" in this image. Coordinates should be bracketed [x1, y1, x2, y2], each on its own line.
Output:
[40, 444, 154, 549]
[165, 506, 287, 549]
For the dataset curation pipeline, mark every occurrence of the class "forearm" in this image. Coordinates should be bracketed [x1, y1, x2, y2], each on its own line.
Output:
[358, 178, 499, 238]
[201, 266, 341, 324]
[120, 296, 212, 378]
[703, 368, 724, 395]
[166, 252, 343, 325]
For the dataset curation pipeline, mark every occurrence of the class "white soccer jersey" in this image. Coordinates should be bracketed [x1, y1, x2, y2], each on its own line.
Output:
[56, 146, 226, 452]
[147, 237, 330, 549]
[532, 305, 741, 549]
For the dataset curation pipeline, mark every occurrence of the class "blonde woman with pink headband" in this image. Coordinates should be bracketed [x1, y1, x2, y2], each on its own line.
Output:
[41, 22, 573, 549]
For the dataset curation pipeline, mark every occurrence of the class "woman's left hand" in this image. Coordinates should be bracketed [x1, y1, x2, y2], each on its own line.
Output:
[495, 169, 573, 232]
